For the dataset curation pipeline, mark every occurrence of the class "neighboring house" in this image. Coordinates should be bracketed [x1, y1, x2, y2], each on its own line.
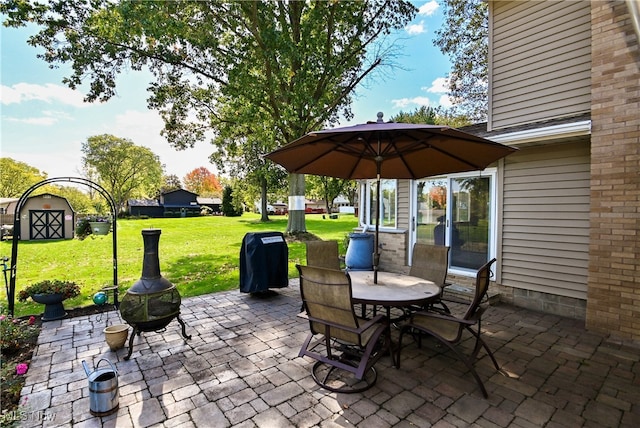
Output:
[160, 189, 200, 217]
[127, 199, 164, 218]
[356, 1, 639, 342]
[305, 199, 326, 214]
[127, 189, 201, 217]
[5, 193, 75, 241]
[197, 197, 222, 214]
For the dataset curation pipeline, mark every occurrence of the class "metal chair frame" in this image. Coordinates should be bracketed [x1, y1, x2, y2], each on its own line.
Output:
[397, 258, 500, 398]
[297, 264, 390, 393]
[409, 243, 451, 313]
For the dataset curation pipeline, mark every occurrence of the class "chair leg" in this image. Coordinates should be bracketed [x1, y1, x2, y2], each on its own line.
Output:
[438, 300, 450, 314]
[466, 326, 500, 371]
[397, 325, 490, 398]
[396, 327, 407, 369]
[432, 335, 490, 398]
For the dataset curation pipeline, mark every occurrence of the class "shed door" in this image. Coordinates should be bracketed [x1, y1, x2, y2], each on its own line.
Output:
[30, 210, 64, 240]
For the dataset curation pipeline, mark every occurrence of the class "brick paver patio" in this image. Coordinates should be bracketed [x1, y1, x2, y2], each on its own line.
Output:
[14, 280, 640, 427]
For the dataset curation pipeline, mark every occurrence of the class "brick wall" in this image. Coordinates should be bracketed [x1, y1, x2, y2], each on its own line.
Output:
[587, 2, 640, 340]
[376, 230, 408, 274]
[494, 285, 587, 320]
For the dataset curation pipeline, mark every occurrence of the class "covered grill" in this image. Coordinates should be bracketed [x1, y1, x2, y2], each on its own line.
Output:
[120, 229, 190, 360]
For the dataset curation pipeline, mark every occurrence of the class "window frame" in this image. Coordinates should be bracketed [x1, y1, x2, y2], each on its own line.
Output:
[359, 179, 398, 230]
[410, 169, 498, 278]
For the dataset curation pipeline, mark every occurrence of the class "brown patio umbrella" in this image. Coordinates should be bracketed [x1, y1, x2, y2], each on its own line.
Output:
[266, 112, 517, 282]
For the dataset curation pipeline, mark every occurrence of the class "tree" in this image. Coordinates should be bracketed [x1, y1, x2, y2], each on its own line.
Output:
[0, 158, 47, 198]
[221, 185, 242, 217]
[53, 185, 94, 214]
[434, 0, 489, 122]
[306, 176, 354, 214]
[210, 121, 288, 222]
[390, 105, 472, 127]
[81, 135, 163, 213]
[160, 174, 182, 194]
[183, 167, 222, 198]
[1, 0, 417, 233]
[392, 106, 439, 124]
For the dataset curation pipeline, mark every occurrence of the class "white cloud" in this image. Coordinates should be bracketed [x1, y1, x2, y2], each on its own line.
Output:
[439, 94, 454, 108]
[391, 96, 432, 109]
[406, 20, 426, 35]
[418, 1, 440, 16]
[390, 76, 452, 110]
[0, 83, 87, 107]
[3, 109, 75, 126]
[6, 116, 58, 126]
[423, 77, 449, 93]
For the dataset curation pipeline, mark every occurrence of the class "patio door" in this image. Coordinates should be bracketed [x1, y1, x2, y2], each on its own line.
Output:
[412, 172, 496, 274]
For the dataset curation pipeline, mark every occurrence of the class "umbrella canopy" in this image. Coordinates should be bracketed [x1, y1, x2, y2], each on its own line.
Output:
[265, 112, 518, 180]
[265, 112, 518, 283]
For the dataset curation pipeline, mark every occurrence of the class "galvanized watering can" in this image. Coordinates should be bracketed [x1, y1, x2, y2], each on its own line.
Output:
[82, 359, 119, 416]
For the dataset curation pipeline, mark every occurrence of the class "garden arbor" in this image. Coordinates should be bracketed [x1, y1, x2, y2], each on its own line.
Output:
[6, 177, 118, 315]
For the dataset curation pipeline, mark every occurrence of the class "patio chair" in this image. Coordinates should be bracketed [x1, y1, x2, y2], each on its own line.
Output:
[409, 243, 451, 312]
[397, 258, 500, 398]
[305, 240, 342, 271]
[297, 264, 390, 393]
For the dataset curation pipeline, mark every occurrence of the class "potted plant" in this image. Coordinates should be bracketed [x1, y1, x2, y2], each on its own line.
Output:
[18, 280, 81, 321]
[88, 216, 112, 235]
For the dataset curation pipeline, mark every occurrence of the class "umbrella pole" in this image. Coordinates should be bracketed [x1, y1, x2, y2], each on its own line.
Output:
[374, 161, 382, 284]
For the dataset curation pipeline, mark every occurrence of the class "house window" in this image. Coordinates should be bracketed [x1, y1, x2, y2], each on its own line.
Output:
[362, 179, 397, 228]
[413, 170, 496, 274]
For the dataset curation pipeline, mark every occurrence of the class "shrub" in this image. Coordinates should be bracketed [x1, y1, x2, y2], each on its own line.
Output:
[222, 186, 243, 217]
[0, 314, 39, 353]
[75, 218, 92, 239]
[17, 280, 81, 302]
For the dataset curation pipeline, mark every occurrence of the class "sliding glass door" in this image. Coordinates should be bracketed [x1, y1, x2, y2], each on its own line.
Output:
[413, 171, 495, 273]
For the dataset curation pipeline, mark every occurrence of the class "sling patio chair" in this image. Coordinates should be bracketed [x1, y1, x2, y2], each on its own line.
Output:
[409, 243, 451, 313]
[300, 240, 343, 313]
[305, 240, 342, 271]
[396, 258, 500, 398]
[296, 264, 390, 393]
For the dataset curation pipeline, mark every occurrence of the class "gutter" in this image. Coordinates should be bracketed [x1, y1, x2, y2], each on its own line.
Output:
[489, 120, 591, 145]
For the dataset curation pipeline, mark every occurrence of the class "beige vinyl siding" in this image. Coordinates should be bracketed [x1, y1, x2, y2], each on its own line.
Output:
[397, 180, 410, 230]
[501, 141, 590, 299]
[490, 0, 591, 130]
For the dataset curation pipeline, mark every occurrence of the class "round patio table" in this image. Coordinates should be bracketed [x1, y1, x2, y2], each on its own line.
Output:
[347, 270, 441, 367]
[348, 270, 440, 307]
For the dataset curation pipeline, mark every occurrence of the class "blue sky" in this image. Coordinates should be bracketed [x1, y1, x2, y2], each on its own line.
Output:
[1, 1, 451, 180]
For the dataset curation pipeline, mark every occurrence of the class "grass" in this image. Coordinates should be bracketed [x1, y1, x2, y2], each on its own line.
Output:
[0, 213, 358, 318]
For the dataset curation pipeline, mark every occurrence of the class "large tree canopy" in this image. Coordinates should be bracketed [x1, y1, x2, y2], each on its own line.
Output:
[82, 134, 163, 213]
[0, 158, 47, 198]
[434, 0, 488, 122]
[183, 167, 222, 198]
[391, 105, 472, 128]
[1, 0, 417, 233]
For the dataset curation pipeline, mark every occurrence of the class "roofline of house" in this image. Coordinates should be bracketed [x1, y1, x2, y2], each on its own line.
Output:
[490, 120, 591, 146]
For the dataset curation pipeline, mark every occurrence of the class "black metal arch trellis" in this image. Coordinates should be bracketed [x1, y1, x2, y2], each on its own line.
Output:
[7, 177, 118, 315]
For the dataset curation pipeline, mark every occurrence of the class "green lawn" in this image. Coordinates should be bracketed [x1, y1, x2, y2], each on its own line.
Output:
[0, 213, 358, 317]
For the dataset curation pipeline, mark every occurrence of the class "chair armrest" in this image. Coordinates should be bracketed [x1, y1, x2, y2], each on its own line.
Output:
[411, 311, 476, 326]
[306, 314, 386, 335]
[356, 314, 387, 333]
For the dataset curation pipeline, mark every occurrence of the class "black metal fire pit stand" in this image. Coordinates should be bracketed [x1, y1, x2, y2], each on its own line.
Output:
[119, 229, 192, 361]
[124, 315, 191, 361]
